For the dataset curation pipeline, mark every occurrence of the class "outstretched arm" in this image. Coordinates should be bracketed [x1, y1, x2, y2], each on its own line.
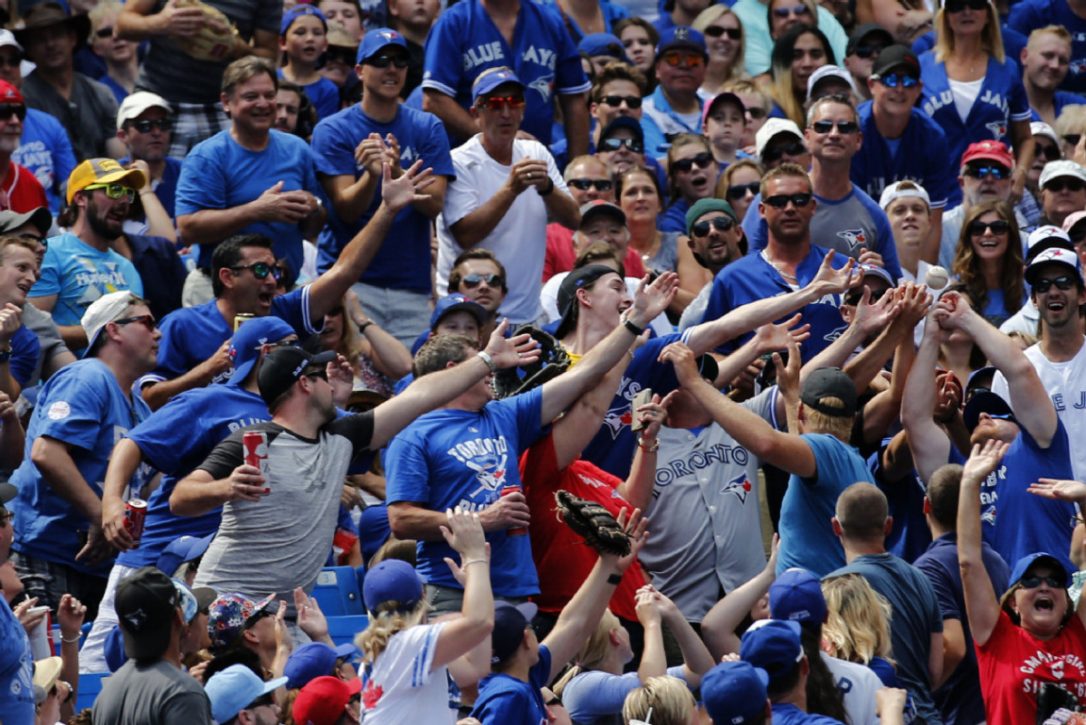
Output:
[957, 440, 1009, 647]
[901, 309, 952, 484]
[702, 536, 779, 658]
[1028, 477, 1086, 625]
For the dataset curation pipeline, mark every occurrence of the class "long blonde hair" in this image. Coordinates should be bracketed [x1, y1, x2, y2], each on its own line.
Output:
[622, 676, 697, 725]
[933, 5, 1005, 63]
[692, 4, 746, 85]
[821, 573, 894, 666]
[552, 610, 621, 696]
[355, 600, 429, 664]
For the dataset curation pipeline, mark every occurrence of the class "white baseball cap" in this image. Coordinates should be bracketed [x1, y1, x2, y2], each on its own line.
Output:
[116, 91, 172, 131]
[1026, 225, 1072, 252]
[81, 290, 143, 357]
[755, 118, 804, 159]
[0, 30, 22, 54]
[806, 65, 854, 101]
[1039, 159, 1086, 189]
[1031, 121, 1060, 147]
[879, 180, 931, 210]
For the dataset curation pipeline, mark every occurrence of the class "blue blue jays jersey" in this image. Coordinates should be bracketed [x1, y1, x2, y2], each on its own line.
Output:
[919, 51, 1031, 207]
[1009, 0, 1086, 95]
[421, 0, 590, 145]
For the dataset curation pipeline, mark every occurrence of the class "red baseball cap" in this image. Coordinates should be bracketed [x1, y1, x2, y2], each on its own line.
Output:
[292, 676, 361, 725]
[0, 79, 23, 105]
[960, 140, 1013, 170]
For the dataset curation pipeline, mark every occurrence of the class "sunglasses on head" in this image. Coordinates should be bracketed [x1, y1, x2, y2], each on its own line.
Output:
[661, 51, 704, 68]
[478, 95, 526, 112]
[968, 219, 1010, 236]
[727, 181, 760, 200]
[876, 73, 918, 89]
[0, 103, 25, 121]
[84, 182, 136, 202]
[964, 164, 1008, 180]
[230, 261, 284, 280]
[461, 272, 503, 288]
[128, 118, 173, 133]
[600, 94, 642, 109]
[945, 0, 988, 11]
[113, 314, 156, 331]
[764, 192, 813, 208]
[691, 216, 735, 237]
[852, 44, 887, 59]
[568, 178, 614, 192]
[1019, 574, 1063, 589]
[762, 141, 807, 163]
[671, 152, 713, 173]
[1033, 274, 1077, 293]
[1045, 177, 1086, 193]
[772, 4, 809, 17]
[600, 136, 643, 153]
[810, 119, 859, 135]
[703, 25, 741, 39]
[367, 53, 409, 69]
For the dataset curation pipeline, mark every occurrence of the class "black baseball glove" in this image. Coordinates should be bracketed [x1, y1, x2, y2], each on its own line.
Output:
[554, 490, 630, 557]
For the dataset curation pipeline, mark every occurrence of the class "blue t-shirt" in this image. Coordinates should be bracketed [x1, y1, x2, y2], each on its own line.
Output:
[311, 103, 454, 291]
[120, 155, 182, 220]
[277, 69, 340, 121]
[777, 433, 874, 576]
[771, 703, 846, 725]
[174, 129, 323, 274]
[658, 196, 689, 234]
[9, 324, 39, 389]
[15, 107, 77, 214]
[1030, 90, 1086, 121]
[421, 0, 591, 146]
[919, 51, 1031, 207]
[703, 247, 848, 363]
[641, 84, 705, 157]
[540, 0, 628, 42]
[853, 101, 955, 211]
[116, 384, 270, 569]
[869, 440, 930, 563]
[384, 386, 545, 597]
[1008, 0, 1086, 95]
[472, 643, 551, 724]
[29, 232, 144, 329]
[0, 595, 34, 724]
[144, 286, 318, 385]
[10, 358, 153, 576]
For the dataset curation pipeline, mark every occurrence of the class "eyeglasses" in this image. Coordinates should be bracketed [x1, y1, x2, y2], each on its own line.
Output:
[772, 4, 810, 17]
[478, 95, 526, 112]
[968, 219, 1010, 236]
[671, 152, 714, 173]
[963, 164, 1009, 180]
[661, 51, 704, 68]
[230, 261, 284, 280]
[810, 119, 859, 135]
[127, 118, 173, 133]
[84, 182, 137, 202]
[367, 53, 409, 69]
[762, 141, 807, 164]
[704, 25, 742, 40]
[600, 95, 642, 109]
[726, 181, 761, 200]
[764, 192, 813, 208]
[1066, 134, 1082, 147]
[1045, 177, 1086, 192]
[0, 103, 26, 121]
[1035, 142, 1061, 161]
[852, 44, 887, 59]
[1033, 275, 1077, 293]
[945, 0, 989, 11]
[461, 272, 503, 289]
[1019, 574, 1063, 589]
[876, 73, 918, 89]
[600, 136, 643, 153]
[691, 216, 736, 237]
[747, 106, 768, 120]
[113, 314, 156, 331]
[568, 178, 614, 192]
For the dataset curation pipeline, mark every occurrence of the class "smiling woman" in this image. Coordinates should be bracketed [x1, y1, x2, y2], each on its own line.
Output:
[951, 199, 1024, 327]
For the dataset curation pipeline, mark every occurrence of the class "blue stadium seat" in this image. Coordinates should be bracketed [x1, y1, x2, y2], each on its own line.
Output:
[75, 672, 109, 711]
[311, 566, 365, 616]
[327, 614, 369, 650]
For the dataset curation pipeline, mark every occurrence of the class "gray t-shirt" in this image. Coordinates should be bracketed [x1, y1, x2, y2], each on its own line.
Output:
[91, 659, 211, 725]
[193, 414, 374, 606]
[22, 72, 117, 162]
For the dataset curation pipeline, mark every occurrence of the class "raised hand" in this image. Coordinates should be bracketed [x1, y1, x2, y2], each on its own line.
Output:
[440, 507, 489, 559]
[326, 353, 355, 407]
[295, 587, 329, 642]
[961, 439, 1009, 485]
[657, 341, 701, 388]
[484, 319, 541, 369]
[1028, 478, 1086, 504]
[752, 313, 809, 355]
[853, 286, 902, 337]
[635, 391, 675, 442]
[635, 586, 662, 626]
[772, 338, 801, 400]
[608, 507, 648, 572]
[630, 271, 679, 327]
[934, 290, 973, 331]
[895, 282, 933, 329]
[381, 160, 435, 213]
[0, 302, 21, 346]
[811, 250, 859, 295]
[57, 593, 87, 641]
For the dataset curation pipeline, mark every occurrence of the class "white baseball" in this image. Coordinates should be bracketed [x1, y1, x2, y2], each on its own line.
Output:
[925, 265, 949, 290]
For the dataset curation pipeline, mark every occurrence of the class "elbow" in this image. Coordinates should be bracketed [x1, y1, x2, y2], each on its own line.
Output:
[177, 215, 197, 244]
[29, 439, 50, 469]
[387, 506, 412, 539]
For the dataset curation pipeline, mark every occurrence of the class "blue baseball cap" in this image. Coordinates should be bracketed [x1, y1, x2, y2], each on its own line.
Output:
[701, 661, 769, 725]
[356, 27, 408, 65]
[363, 559, 426, 613]
[471, 66, 524, 104]
[740, 619, 804, 684]
[156, 533, 214, 577]
[962, 390, 1017, 432]
[205, 664, 288, 723]
[491, 601, 538, 664]
[280, 4, 327, 36]
[578, 32, 628, 61]
[430, 293, 486, 331]
[769, 568, 828, 625]
[656, 26, 707, 58]
[284, 641, 359, 689]
[227, 316, 296, 387]
[1008, 552, 1073, 591]
[599, 115, 645, 146]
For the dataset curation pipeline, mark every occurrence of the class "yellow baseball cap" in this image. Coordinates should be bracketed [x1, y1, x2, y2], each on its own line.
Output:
[66, 158, 146, 205]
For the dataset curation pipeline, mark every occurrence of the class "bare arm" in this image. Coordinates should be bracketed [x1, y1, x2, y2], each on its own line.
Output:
[937, 618, 965, 689]
[449, 183, 522, 249]
[141, 341, 232, 410]
[702, 537, 778, 658]
[652, 589, 715, 686]
[928, 630, 944, 689]
[559, 93, 590, 160]
[615, 394, 669, 511]
[321, 172, 379, 226]
[431, 510, 495, 673]
[551, 362, 627, 469]
[540, 184, 580, 231]
[0, 397, 24, 470]
[137, 188, 177, 242]
[956, 440, 1008, 647]
[100, 438, 144, 551]
[345, 293, 412, 379]
[901, 313, 951, 484]
[169, 468, 241, 517]
[30, 294, 89, 350]
[422, 90, 478, 144]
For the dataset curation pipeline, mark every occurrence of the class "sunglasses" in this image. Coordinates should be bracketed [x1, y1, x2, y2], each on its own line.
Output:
[95, 26, 113, 38]
[113, 314, 156, 331]
[1066, 134, 1082, 147]
[810, 120, 859, 135]
[876, 73, 918, 89]
[84, 182, 136, 202]
[1035, 142, 1061, 161]
[704, 25, 742, 40]
[968, 219, 1010, 236]
[0, 103, 25, 121]
[1045, 177, 1086, 192]
[773, 4, 810, 16]
[691, 216, 735, 237]
[963, 164, 1009, 180]
[304, 367, 328, 381]
[661, 51, 704, 68]
[747, 106, 768, 120]
[128, 118, 173, 133]
[479, 95, 526, 112]
[846, 287, 889, 306]
[764, 192, 813, 208]
[1033, 275, 1077, 293]
[1019, 575, 1063, 589]
[671, 152, 714, 173]
[230, 261, 284, 280]
[568, 178, 614, 192]
[762, 141, 807, 163]
[945, 0, 989, 10]
[726, 181, 761, 200]
[600, 136, 643, 153]
[367, 53, 409, 69]
[600, 94, 642, 109]
[852, 44, 887, 59]
[461, 272, 503, 288]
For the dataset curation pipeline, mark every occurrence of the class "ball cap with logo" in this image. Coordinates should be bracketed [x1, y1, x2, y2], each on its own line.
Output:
[80, 290, 145, 358]
[472, 66, 524, 104]
[293, 676, 362, 725]
[700, 661, 770, 725]
[257, 345, 336, 408]
[114, 566, 181, 661]
[769, 567, 828, 624]
[362, 558, 426, 613]
[66, 157, 146, 205]
[227, 316, 296, 386]
[739, 619, 805, 684]
[356, 27, 407, 65]
[960, 139, 1014, 171]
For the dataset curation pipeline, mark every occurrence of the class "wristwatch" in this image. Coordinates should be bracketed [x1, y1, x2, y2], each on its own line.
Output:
[477, 350, 497, 373]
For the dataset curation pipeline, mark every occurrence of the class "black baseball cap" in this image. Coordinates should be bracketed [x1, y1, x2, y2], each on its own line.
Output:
[555, 264, 621, 338]
[115, 567, 181, 661]
[963, 390, 1017, 432]
[799, 367, 857, 417]
[871, 44, 920, 80]
[257, 346, 335, 408]
[846, 23, 892, 57]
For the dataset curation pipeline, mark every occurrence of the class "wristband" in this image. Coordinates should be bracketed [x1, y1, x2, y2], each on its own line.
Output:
[637, 435, 659, 452]
[607, 573, 622, 585]
[61, 633, 81, 643]
[476, 350, 497, 373]
[539, 177, 554, 196]
[623, 317, 645, 336]
[357, 320, 374, 335]
[462, 558, 488, 568]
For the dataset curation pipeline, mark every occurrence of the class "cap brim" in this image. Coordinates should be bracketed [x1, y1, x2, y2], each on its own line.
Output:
[334, 643, 358, 659]
[0, 481, 15, 505]
[263, 675, 289, 695]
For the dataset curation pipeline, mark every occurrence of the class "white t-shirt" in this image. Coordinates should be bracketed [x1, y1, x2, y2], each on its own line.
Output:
[539, 272, 674, 337]
[359, 621, 458, 724]
[821, 652, 882, 725]
[436, 135, 569, 324]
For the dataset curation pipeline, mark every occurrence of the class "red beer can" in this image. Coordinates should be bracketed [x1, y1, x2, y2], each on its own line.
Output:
[500, 485, 527, 536]
[243, 430, 271, 479]
[124, 498, 147, 541]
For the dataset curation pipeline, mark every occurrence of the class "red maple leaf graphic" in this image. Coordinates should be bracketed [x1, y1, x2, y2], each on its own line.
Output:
[362, 682, 384, 709]
[742, 480, 751, 491]
[620, 411, 632, 425]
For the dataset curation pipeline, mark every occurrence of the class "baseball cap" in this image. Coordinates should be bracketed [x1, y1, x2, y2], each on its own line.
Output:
[879, 180, 931, 210]
[0, 29, 22, 54]
[800, 367, 857, 417]
[755, 118, 803, 159]
[207, 592, 277, 651]
[740, 619, 804, 683]
[227, 316, 297, 386]
[1032, 121, 1060, 147]
[356, 27, 407, 65]
[599, 115, 645, 146]
[1040, 159, 1086, 189]
[0, 481, 15, 505]
[66, 157, 146, 205]
[81, 290, 144, 358]
[579, 200, 627, 229]
[855, 263, 896, 290]
[156, 534, 214, 577]
[285, 642, 359, 689]
[430, 293, 486, 331]
[960, 140, 1013, 170]
[0, 79, 22, 105]
[472, 66, 524, 104]
[115, 567, 181, 661]
[686, 198, 737, 235]
[1008, 552, 1072, 591]
[1026, 246, 1084, 287]
[579, 32, 627, 60]
[116, 91, 171, 130]
[701, 661, 769, 725]
[205, 664, 288, 723]
[870, 44, 919, 79]
[293, 676, 362, 725]
[491, 601, 539, 664]
[656, 26, 707, 58]
[769, 568, 828, 624]
[0, 206, 50, 236]
[555, 264, 622, 338]
[363, 559, 426, 613]
[1025, 225, 1074, 258]
[846, 23, 892, 57]
[280, 3, 326, 36]
[701, 91, 745, 130]
[33, 656, 62, 697]
[806, 65, 854, 100]
[1064, 210, 1086, 236]
[257, 345, 336, 408]
[962, 390, 1017, 432]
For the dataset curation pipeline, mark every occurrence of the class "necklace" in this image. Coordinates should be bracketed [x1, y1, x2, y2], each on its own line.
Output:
[763, 250, 799, 283]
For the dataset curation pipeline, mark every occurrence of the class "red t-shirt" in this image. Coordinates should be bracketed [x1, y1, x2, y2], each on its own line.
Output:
[977, 609, 1086, 724]
[519, 432, 644, 621]
[0, 162, 47, 213]
[543, 224, 647, 283]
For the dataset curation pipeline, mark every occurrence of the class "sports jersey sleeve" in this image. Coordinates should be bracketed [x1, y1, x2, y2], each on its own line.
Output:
[1008, 64, 1031, 121]
[384, 431, 431, 504]
[329, 411, 376, 454]
[196, 430, 245, 480]
[421, 11, 464, 98]
[36, 370, 108, 451]
[9, 325, 39, 387]
[127, 394, 206, 474]
[311, 116, 359, 178]
[271, 285, 320, 336]
[28, 245, 60, 297]
[175, 144, 227, 216]
[552, 23, 591, 96]
[510, 385, 544, 445]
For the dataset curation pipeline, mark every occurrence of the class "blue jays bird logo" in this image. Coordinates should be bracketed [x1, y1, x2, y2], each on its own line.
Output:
[528, 75, 554, 103]
[602, 404, 633, 439]
[981, 506, 997, 526]
[985, 121, 1007, 140]
[836, 228, 867, 251]
[721, 472, 753, 503]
